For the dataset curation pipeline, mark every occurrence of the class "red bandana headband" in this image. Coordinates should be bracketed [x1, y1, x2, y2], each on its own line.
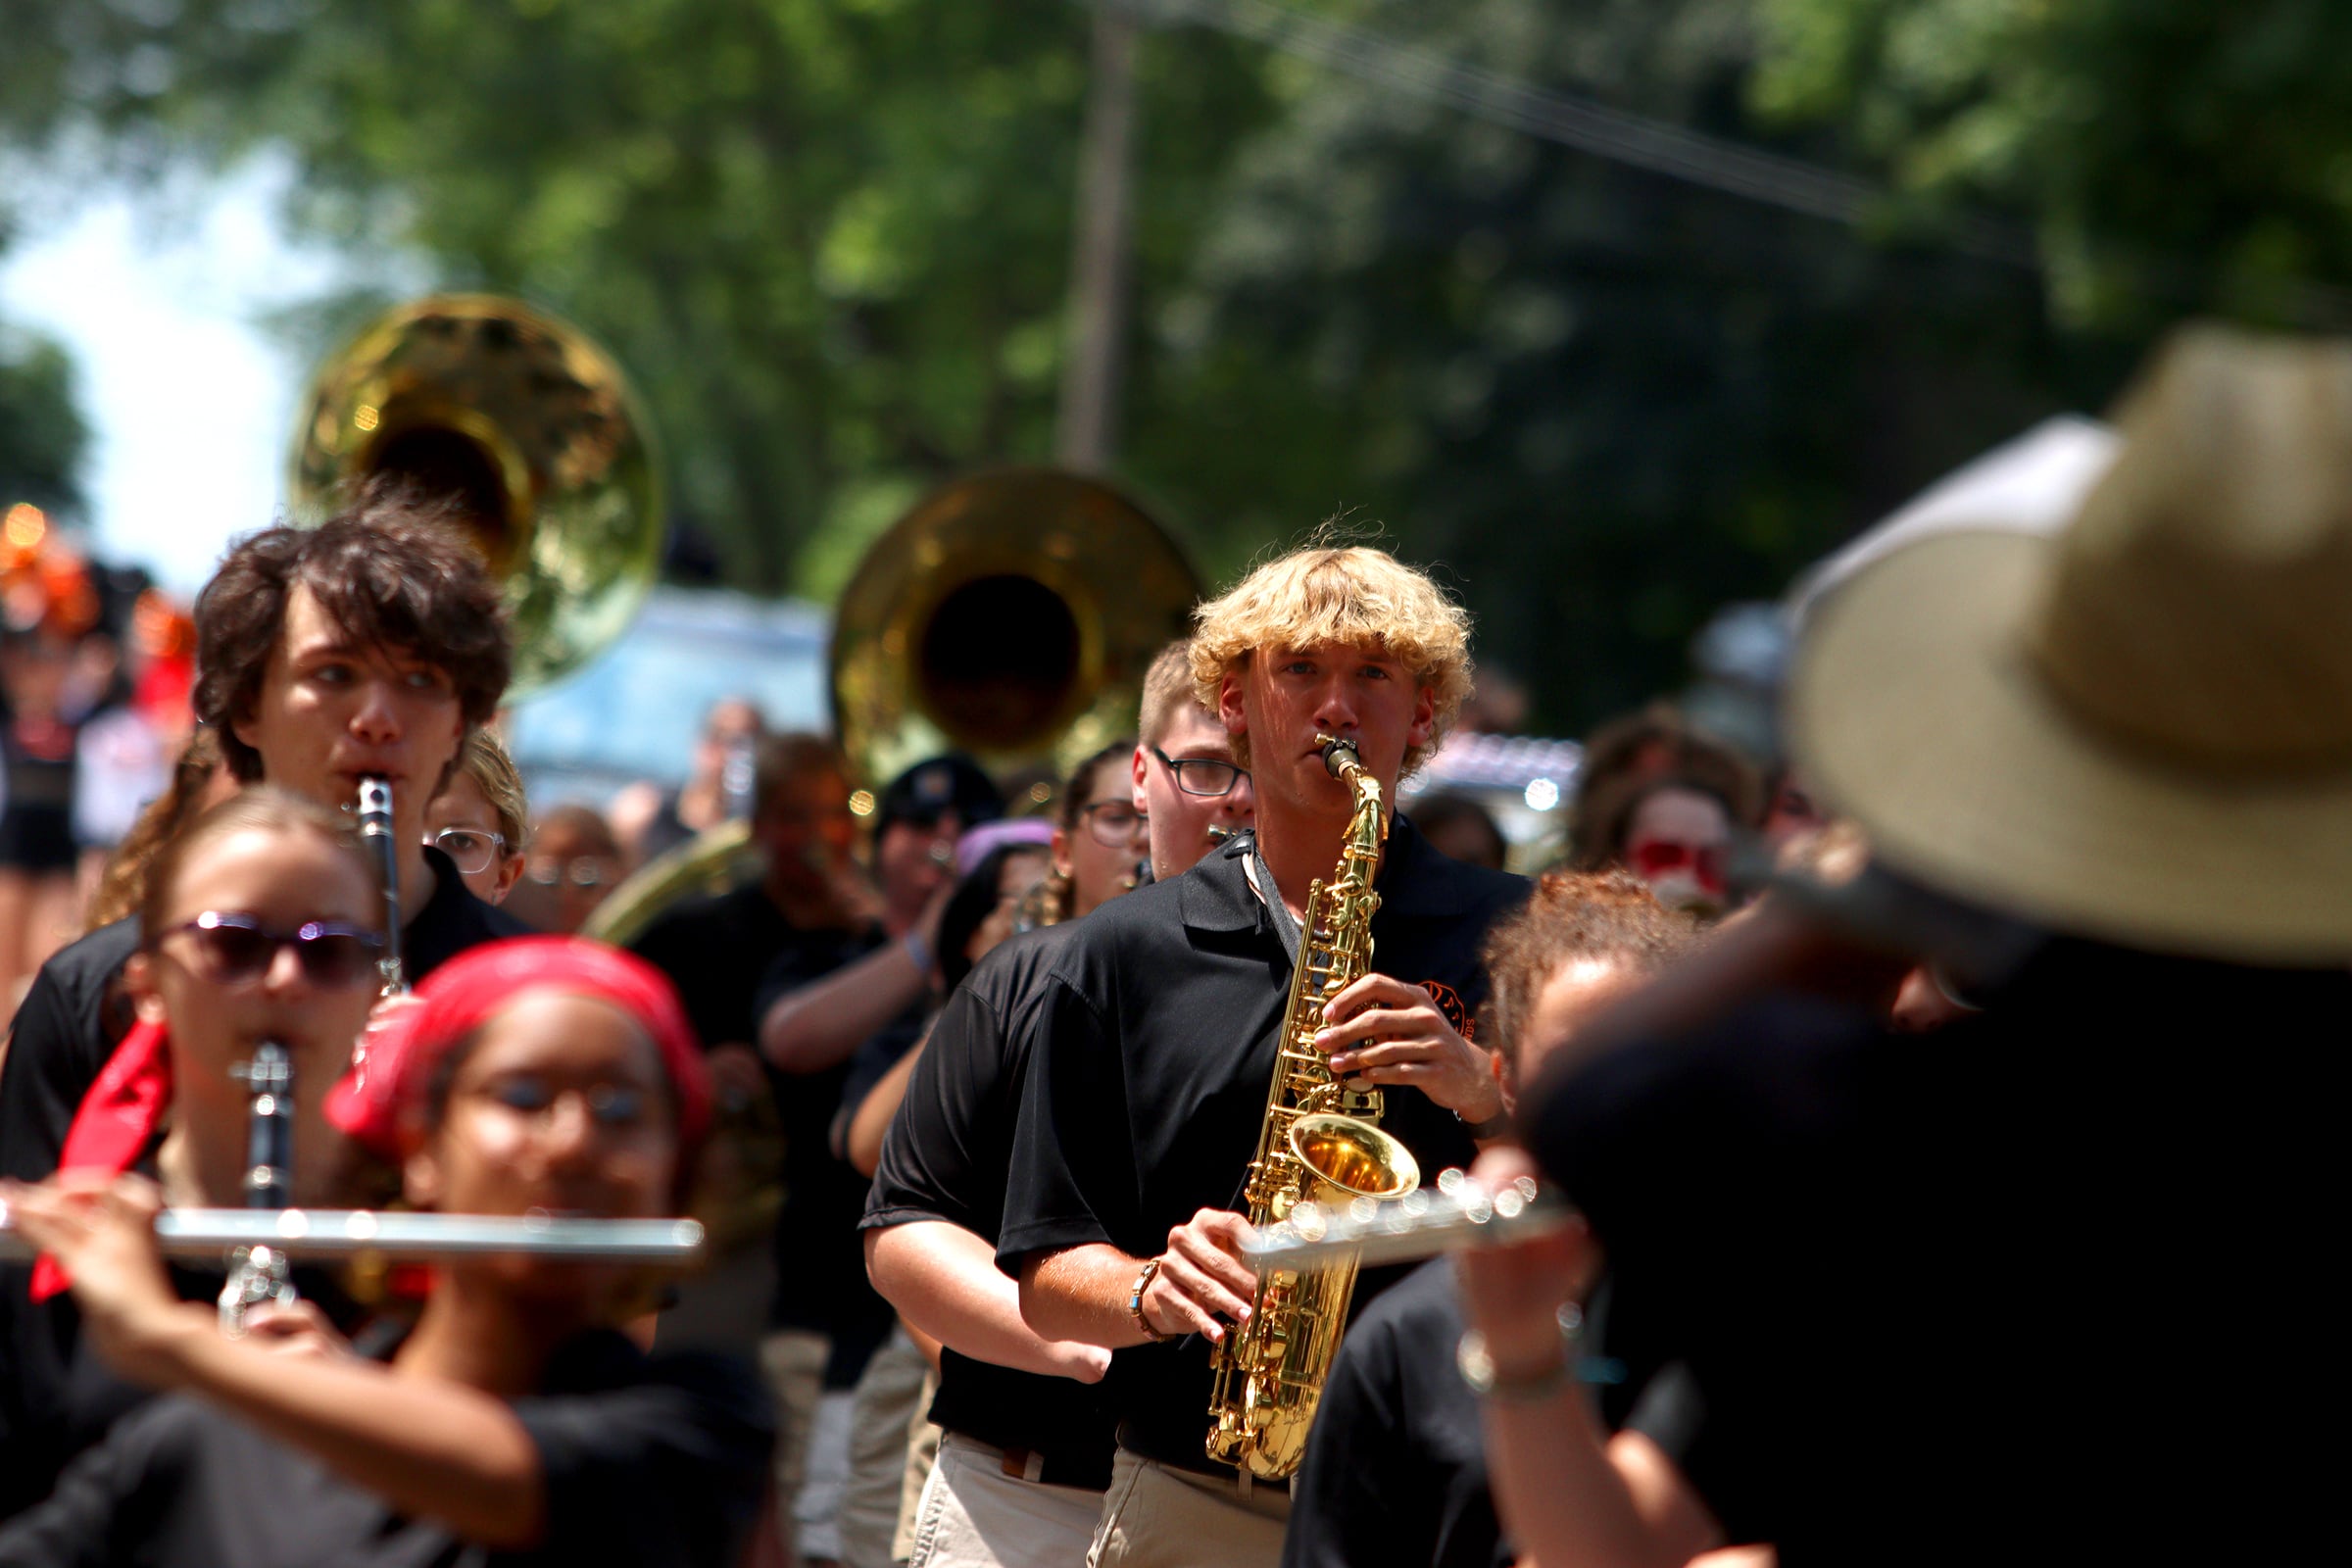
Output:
[324, 936, 710, 1161]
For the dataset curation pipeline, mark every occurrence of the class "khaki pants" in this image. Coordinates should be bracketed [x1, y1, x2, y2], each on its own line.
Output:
[894, 1372, 942, 1562]
[841, 1326, 934, 1566]
[906, 1432, 1104, 1568]
[1087, 1448, 1288, 1568]
[760, 1329, 832, 1563]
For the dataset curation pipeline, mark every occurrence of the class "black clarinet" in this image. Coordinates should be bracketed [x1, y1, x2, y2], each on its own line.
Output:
[219, 1040, 298, 1334]
[356, 777, 407, 994]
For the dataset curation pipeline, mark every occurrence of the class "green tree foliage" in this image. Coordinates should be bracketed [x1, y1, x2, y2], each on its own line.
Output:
[4, 1, 2339, 728]
[0, 0, 1276, 595]
[1123, 0, 2128, 724]
[0, 326, 88, 520]
[1750, 0, 2352, 327]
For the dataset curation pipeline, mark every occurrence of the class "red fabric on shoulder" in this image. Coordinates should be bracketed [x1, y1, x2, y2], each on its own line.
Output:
[30, 1017, 172, 1301]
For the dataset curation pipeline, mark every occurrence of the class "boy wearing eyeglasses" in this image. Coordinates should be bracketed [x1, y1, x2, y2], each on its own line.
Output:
[424, 731, 530, 906]
[1132, 641, 1257, 885]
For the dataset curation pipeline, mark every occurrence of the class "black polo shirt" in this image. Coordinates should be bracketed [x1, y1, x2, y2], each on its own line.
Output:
[861, 924, 1115, 1490]
[998, 815, 1526, 1477]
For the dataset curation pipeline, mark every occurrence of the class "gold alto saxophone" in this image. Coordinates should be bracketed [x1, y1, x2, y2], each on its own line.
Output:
[1205, 736, 1421, 1482]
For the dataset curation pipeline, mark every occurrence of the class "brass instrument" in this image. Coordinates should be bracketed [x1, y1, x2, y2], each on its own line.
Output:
[590, 468, 1196, 940]
[288, 293, 664, 701]
[1205, 737, 1420, 1483]
[830, 467, 1197, 784]
[0, 1203, 706, 1265]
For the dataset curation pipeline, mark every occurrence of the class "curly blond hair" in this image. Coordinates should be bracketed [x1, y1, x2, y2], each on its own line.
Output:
[1188, 546, 1473, 773]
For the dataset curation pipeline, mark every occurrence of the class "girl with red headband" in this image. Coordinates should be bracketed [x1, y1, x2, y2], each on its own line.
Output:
[0, 936, 772, 1566]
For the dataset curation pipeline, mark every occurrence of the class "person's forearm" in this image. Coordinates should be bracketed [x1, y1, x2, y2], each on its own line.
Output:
[847, 1047, 924, 1178]
[868, 1223, 1102, 1378]
[1018, 1243, 1154, 1348]
[149, 1304, 546, 1546]
[1485, 1387, 1689, 1568]
[760, 941, 928, 1074]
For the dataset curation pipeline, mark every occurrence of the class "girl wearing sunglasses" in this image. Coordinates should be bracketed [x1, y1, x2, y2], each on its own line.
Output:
[0, 938, 772, 1566]
[0, 787, 385, 1520]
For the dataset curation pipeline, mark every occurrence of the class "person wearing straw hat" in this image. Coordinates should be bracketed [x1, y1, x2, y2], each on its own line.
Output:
[1453, 324, 2352, 1564]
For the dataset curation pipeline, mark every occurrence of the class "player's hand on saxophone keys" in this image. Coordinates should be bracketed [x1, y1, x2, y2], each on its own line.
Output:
[1317, 972, 1506, 1124]
[1144, 1209, 1260, 1345]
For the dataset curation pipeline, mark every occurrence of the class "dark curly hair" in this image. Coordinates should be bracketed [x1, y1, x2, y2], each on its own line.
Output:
[194, 481, 512, 784]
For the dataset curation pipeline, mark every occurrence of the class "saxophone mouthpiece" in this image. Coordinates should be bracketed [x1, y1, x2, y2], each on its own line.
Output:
[1316, 735, 1361, 779]
[1206, 825, 1237, 843]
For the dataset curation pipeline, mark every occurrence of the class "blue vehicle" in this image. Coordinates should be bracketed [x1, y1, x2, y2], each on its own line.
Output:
[505, 585, 829, 805]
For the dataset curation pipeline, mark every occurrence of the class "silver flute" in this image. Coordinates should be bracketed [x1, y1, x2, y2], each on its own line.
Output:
[0, 1205, 707, 1265]
[1239, 1171, 1572, 1271]
[220, 1039, 300, 1334]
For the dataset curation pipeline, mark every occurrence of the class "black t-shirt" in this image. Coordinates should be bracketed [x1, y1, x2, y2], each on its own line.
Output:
[0, 1329, 773, 1568]
[0, 847, 522, 1518]
[1282, 1259, 1511, 1568]
[1526, 941, 2352, 1560]
[752, 931, 911, 1373]
[1283, 1259, 1702, 1568]
[834, 1011, 927, 1159]
[998, 817, 1526, 1476]
[861, 925, 1114, 1489]
[626, 882, 819, 1053]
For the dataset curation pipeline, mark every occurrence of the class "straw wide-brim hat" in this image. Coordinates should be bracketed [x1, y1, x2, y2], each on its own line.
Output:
[1788, 324, 2352, 965]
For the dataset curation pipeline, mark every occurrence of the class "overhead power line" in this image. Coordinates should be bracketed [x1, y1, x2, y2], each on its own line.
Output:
[1118, 0, 2352, 327]
[1134, 0, 2036, 266]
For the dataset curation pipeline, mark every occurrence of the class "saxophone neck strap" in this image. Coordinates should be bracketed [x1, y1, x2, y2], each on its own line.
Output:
[1243, 841, 1302, 966]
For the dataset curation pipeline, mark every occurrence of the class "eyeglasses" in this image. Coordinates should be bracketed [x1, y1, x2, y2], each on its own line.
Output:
[429, 827, 510, 876]
[529, 857, 617, 890]
[1150, 746, 1248, 799]
[161, 911, 386, 990]
[1078, 801, 1149, 849]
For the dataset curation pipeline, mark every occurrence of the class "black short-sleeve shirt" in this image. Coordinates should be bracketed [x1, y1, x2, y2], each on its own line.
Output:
[861, 925, 1114, 1488]
[1282, 1259, 1703, 1568]
[998, 817, 1526, 1476]
[751, 932, 909, 1370]
[0, 1329, 773, 1568]
[1281, 1258, 1512, 1568]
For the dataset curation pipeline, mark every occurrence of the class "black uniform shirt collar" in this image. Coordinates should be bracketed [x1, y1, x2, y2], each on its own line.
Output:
[1176, 809, 1491, 936]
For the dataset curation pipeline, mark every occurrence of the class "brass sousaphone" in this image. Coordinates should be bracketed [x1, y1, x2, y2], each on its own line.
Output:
[287, 293, 664, 699]
[830, 466, 1200, 785]
[588, 467, 1200, 946]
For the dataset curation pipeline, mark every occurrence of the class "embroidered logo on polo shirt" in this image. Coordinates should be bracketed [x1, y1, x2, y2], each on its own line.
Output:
[1419, 980, 1474, 1042]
